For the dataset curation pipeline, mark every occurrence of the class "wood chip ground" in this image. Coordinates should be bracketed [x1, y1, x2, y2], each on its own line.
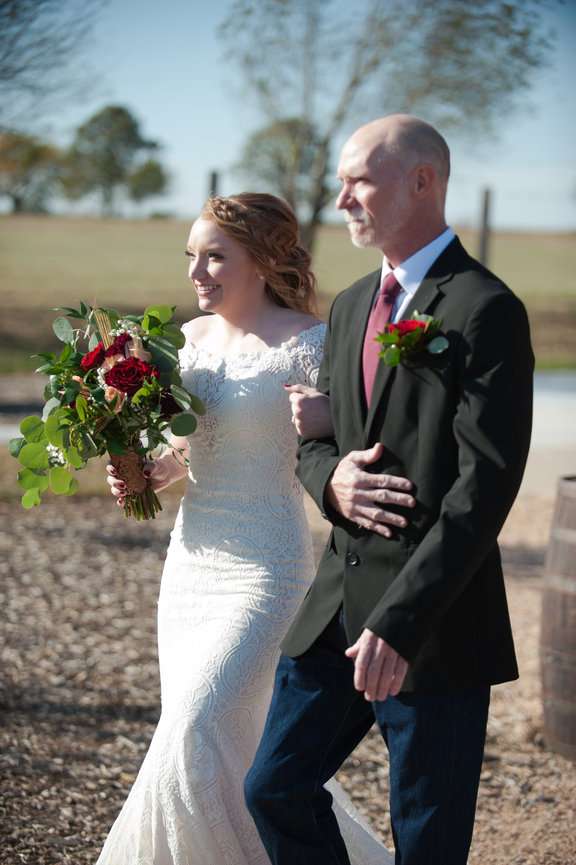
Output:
[1, 493, 574, 864]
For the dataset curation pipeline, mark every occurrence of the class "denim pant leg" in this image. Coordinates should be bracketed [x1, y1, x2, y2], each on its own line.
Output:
[244, 612, 375, 865]
[374, 687, 490, 865]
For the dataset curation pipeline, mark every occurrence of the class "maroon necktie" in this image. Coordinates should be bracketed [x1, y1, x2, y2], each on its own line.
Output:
[362, 272, 401, 405]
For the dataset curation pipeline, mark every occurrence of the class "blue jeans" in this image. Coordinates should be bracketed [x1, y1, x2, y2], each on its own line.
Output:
[245, 610, 490, 865]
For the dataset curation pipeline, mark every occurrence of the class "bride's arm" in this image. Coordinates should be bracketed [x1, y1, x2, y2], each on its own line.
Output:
[284, 384, 333, 439]
[106, 435, 190, 504]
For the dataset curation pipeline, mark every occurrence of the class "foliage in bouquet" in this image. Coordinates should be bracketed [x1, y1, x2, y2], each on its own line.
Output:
[376, 311, 449, 367]
[10, 302, 204, 518]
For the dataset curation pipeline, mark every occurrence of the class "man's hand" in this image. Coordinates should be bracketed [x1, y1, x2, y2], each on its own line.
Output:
[345, 628, 409, 701]
[284, 384, 333, 439]
[326, 443, 415, 537]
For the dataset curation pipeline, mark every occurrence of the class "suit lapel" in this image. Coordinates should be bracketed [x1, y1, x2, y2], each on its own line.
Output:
[363, 237, 462, 441]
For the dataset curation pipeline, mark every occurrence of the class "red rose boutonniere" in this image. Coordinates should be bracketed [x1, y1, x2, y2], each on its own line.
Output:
[376, 311, 449, 367]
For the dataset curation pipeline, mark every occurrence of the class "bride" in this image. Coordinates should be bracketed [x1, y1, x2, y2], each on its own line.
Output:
[100, 192, 393, 865]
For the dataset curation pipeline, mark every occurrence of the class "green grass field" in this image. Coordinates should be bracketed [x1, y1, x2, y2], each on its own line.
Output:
[1, 215, 575, 371]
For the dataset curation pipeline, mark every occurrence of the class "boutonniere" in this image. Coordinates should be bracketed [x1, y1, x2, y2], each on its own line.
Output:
[376, 311, 449, 367]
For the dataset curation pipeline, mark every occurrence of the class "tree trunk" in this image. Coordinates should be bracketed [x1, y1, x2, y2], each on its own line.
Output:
[301, 137, 333, 255]
[11, 194, 24, 213]
[102, 185, 115, 217]
[301, 218, 320, 254]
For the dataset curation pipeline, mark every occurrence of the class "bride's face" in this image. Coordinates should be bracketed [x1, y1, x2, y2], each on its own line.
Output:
[186, 218, 262, 315]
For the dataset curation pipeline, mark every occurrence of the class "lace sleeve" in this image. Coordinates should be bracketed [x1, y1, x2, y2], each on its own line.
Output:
[290, 323, 327, 387]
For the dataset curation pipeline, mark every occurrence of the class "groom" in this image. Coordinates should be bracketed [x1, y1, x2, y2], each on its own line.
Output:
[245, 115, 534, 864]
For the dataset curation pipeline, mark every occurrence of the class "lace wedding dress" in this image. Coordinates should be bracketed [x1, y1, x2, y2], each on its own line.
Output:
[96, 322, 392, 865]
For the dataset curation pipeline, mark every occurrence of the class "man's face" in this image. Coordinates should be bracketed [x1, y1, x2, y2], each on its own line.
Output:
[336, 139, 414, 250]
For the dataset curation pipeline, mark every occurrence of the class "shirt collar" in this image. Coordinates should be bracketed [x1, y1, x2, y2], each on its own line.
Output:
[381, 227, 455, 298]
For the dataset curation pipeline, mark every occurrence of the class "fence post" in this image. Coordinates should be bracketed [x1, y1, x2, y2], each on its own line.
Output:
[478, 187, 492, 266]
[208, 171, 219, 197]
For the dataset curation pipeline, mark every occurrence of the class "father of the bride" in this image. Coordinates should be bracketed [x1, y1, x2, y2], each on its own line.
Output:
[245, 114, 534, 865]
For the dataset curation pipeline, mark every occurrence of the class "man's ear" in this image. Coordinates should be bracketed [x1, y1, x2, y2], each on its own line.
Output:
[414, 164, 435, 197]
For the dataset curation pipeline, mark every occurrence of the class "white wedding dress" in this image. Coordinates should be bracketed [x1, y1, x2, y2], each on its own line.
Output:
[96, 321, 392, 865]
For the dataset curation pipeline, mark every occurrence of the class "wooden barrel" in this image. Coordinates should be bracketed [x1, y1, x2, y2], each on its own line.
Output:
[540, 475, 576, 761]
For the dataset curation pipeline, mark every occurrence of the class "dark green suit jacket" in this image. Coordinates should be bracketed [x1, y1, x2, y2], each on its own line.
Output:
[282, 237, 534, 692]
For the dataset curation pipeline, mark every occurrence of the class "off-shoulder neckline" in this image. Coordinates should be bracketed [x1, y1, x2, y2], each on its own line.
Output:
[182, 321, 325, 361]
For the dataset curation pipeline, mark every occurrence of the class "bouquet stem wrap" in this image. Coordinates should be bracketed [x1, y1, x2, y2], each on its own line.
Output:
[110, 450, 162, 520]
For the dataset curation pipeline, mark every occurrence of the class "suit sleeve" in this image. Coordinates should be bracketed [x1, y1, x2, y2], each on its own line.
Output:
[364, 291, 534, 660]
[295, 307, 341, 515]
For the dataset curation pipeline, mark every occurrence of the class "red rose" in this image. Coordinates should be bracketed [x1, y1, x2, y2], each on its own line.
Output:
[395, 320, 427, 336]
[105, 332, 133, 357]
[104, 357, 159, 396]
[80, 342, 105, 371]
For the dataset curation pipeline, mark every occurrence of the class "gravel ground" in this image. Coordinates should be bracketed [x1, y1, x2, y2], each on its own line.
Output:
[1, 493, 574, 865]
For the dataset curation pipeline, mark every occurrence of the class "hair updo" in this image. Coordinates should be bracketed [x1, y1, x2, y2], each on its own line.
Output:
[200, 193, 317, 314]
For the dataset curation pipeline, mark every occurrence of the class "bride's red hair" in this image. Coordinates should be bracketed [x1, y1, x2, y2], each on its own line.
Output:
[200, 193, 317, 315]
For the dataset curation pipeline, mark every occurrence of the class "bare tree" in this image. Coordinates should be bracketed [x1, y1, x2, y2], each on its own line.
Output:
[221, 0, 556, 250]
[0, 0, 103, 129]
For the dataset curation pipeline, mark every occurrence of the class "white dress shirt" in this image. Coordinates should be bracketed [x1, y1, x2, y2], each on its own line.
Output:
[380, 227, 455, 323]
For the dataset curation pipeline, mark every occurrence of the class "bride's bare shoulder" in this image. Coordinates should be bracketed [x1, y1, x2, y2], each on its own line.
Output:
[277, 311, 323, 340]
[182, 316, 213, 342]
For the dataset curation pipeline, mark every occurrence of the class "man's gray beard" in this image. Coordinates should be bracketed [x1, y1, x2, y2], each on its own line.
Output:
[346, 223, 376, 249]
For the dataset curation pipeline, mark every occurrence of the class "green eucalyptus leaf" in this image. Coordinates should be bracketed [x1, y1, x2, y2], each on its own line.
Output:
[18, 468, 49, 492]
[161, 323, 186, 348]
[144, 304, 174, 324]
[380, 346, 400, 367]
[49, 466, 75, 495]
[42, 397, 62, 421]
[20, 416, 45, 443]
[169, 384, 192, 409]
[9, 436, 25, 458]
[19, 442, 50, 470]
[147, 335, 179, 368]
[170, 412, 197, 436]
[52, 316, 75, 344]
[66, 445, 85, 469]
[427, 336, 449, 354]
[64, 478, 80, 496]
[88, 332, 100, 350]
[22, 487, 42, 509]
[187, 393, 206, 416]
[45, 413, 66, 447]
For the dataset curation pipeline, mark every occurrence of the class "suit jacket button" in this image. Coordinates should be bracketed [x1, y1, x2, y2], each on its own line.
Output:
[346, 552, 360, 567]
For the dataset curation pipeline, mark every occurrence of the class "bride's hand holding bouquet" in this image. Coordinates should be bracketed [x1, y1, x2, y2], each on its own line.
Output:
[10, 302, 204, 520]
[106, 434, 190, 507]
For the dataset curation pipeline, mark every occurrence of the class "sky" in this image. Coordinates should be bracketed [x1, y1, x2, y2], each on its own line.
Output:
[33, 0, 576, 230]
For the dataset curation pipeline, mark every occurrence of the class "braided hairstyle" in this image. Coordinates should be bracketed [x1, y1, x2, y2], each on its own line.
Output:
[200, 193, 317, 315]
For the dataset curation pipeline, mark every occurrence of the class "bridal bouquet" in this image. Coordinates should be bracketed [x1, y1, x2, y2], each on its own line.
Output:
[10, 302, 204, 520]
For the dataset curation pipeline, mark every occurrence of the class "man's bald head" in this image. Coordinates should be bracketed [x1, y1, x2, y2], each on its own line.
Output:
[348, 114, 450, 184]
[336, 114, 450, 260]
